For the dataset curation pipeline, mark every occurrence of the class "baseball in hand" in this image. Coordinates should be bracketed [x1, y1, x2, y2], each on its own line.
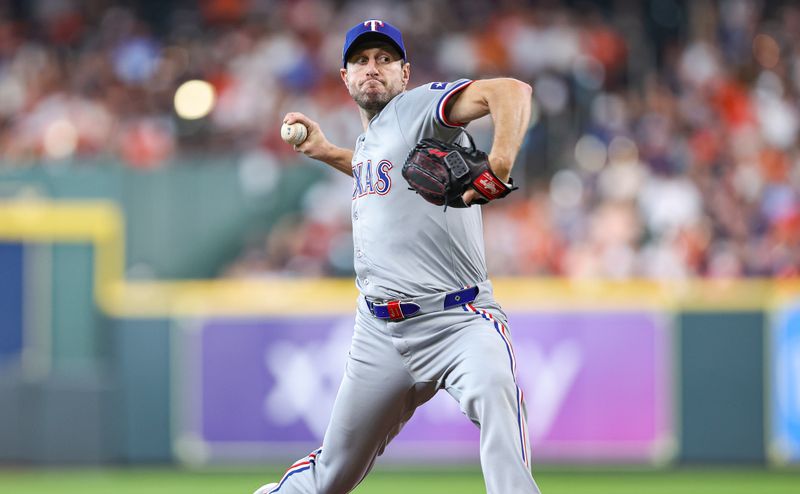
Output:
[281, 122, 308, 146]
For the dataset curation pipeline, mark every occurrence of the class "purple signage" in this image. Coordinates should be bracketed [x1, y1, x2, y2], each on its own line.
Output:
[175, 311, 672, 464]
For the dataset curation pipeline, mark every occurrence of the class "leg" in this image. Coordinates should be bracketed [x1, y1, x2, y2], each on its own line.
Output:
[444, 304, 540, 494]
[264, 304, 426, 494]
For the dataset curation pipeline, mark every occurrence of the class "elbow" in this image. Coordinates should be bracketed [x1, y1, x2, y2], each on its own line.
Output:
[519, 82, 533, 104]
[492, 78, 532, 107]
[504, 80, 532, 116]
[477, 78, 533, 104]
[503, 78, 532, 98]
[520, 79, 533, 96]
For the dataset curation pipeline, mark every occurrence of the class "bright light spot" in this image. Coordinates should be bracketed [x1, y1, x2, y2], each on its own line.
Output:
[43, 119, 78, 159]
[174, 79, 216, 120]
[550, 169, 583, 209]
[753, 34, 780, 69]
[574, 134, 607, 172]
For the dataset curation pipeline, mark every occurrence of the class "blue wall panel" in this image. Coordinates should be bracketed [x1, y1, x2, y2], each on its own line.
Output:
[773, 305, 800, 464]
[0, 242, 23, 362]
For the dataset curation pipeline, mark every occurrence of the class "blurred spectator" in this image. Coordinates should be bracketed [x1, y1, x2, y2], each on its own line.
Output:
[0, 0, 798, 279]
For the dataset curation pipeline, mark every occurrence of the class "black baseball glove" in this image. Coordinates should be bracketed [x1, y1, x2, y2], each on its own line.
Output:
[402, 133, 517, 208]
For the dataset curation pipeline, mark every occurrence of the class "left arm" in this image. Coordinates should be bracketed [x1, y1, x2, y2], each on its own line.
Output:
[446, 78, 532, 183]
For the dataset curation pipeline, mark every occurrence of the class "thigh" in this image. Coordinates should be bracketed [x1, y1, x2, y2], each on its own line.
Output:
[315, 304, 420, 490]
[439, 304, 520, 412]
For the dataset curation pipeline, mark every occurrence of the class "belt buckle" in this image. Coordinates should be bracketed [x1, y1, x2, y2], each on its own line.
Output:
[386, 301, 404, 321]
[367, 298, 420, 321]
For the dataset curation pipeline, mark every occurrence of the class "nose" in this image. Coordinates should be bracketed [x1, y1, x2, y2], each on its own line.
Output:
[365, 57, 379, 76]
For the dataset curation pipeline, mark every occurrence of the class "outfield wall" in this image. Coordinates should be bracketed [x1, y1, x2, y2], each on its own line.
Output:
[0, 200, 799, 466]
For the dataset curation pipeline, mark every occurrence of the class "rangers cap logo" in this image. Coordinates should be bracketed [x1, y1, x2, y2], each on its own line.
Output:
[363, 20, 385, 31]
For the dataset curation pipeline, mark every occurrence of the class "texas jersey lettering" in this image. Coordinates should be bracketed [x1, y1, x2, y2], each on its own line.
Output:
[352, 159, 392, 198]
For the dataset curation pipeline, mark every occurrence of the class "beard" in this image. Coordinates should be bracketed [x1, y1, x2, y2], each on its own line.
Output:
[350, 82, 402, 114]
[353, 91, 391, 113]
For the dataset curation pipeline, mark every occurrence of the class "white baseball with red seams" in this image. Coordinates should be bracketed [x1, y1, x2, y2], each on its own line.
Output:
[281, 122, 307, 146]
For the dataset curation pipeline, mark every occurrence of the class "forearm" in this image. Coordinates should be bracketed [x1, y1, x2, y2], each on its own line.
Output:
[446, 79, 533, 182]
[317, 144, 354, 176]
[486, 80, 532, 182]
[282, 111, 354, 176]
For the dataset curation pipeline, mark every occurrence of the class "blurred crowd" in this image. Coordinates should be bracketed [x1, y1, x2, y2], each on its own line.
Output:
[1, 0, 798, 278]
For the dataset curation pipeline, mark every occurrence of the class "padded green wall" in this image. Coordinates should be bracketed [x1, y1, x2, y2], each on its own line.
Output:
[679, 312, 765, 463]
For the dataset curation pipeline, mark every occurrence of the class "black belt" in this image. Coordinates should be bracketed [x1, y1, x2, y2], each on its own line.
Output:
[366, 286, 479, 321]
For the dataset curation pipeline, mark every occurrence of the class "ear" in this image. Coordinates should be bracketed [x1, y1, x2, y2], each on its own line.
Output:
[340, 68, 349, 87]
[401, 62, 410, 89]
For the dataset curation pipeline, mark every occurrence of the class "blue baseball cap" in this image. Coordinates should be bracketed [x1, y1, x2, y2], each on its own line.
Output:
[342, 20, 406, 67]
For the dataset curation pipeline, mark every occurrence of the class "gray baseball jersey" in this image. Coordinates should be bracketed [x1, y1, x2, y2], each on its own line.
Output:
[351, 79, 486, 300]
[257, 80, 540, 494]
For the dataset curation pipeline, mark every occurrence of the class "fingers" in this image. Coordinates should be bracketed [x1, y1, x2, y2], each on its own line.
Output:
[283, 112, 328, 159]
[462, 188, 478, 205]
[282, 111, 301, 124]
[284, 112, 316, 154]
[293, 141, 312, 155]
[283, 112, 313, 128]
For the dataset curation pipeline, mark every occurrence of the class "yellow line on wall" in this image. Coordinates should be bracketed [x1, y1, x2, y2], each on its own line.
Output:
[0, 200, 124, 314]
[0, 200, 797, 318]
[107, 279, 359, 317]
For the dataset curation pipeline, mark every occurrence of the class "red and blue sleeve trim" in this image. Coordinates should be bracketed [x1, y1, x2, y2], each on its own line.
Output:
[436, 79, 474, 129]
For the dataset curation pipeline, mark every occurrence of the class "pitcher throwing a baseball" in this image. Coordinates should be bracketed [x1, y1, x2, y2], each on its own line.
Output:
[258, 19, 537, 494]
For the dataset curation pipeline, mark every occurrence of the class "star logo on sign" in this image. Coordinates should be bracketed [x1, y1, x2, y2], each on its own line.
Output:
[517, 340, 583, 438]
[262, 320, 353, 439]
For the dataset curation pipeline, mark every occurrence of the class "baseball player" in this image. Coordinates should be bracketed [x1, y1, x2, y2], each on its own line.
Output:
[256, 19, 537, 494]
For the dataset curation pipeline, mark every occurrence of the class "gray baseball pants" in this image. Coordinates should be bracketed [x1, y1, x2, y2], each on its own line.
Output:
[265, 282, 540, 494]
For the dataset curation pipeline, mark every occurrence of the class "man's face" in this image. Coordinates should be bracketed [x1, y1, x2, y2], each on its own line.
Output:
[340, 42, 410, 113]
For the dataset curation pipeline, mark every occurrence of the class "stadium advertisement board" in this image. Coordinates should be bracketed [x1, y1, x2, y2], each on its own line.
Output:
[771, 306, 800, 464]
[174, 311, 673, 464]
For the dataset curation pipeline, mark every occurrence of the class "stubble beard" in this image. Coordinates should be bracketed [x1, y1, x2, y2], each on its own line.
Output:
[352, 84, 402, 117]
[354, 92, 391, 114]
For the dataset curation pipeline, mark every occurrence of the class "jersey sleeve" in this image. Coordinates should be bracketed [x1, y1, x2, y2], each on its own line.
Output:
[392, 79, 475, 145]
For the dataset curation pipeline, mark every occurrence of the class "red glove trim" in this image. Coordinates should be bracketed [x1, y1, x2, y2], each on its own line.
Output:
[472, 170, 509, 200]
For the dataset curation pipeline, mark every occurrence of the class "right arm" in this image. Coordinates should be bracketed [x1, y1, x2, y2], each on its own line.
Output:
[283, 112, 353, 176]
